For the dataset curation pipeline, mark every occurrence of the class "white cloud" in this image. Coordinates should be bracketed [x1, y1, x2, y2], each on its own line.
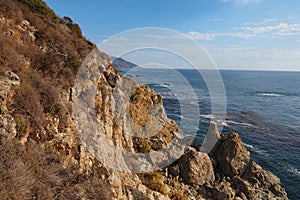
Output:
[238, 23, 300, 35]
[180, 31, 254, 40]
[245, 18, 277, 26]
[145, 34, 169, 39]
[185, 32, 217, 40]
[287, 16, 297, 20]
[179, 23, 300, 41]
[204, 44, 300, 70]
[223, 32, 255, 38]
[211, 18, 224, 22]
[219, 0, 263, 5]
[234, 0, 263, 5]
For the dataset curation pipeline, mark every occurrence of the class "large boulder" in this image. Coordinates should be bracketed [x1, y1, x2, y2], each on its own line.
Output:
[178, 147, 215, 186]
[239, 161, 288, 199]
[214, 132, 250, 178]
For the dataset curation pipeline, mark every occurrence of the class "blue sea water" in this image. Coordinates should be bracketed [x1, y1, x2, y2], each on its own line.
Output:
[124, 68, 300, 200]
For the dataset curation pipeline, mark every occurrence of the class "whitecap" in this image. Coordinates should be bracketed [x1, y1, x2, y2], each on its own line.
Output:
[226, 120, 253, 127]
[257, 92, 283, 97]
[168, 114, 184, 119]
[159, 92, 177, 97]
[245, 144, 268, 156]
[254, 148, 268, 156]
[222, 121, 229, 127]
[243, 143, 254, 149]
[199, 114, 215, 119]
[287, 166, 300, 176]
[189, 101, 205, 105]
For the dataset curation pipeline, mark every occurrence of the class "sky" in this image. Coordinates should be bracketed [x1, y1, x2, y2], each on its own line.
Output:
[44, 0, 300, 71]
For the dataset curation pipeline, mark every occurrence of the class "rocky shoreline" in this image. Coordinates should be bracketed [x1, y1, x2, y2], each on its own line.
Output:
[0, 61, 288, 199]
[0, 1, 289, 199]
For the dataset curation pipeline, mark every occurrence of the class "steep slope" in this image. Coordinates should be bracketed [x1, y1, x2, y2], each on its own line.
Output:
[0, 0, 288, 199]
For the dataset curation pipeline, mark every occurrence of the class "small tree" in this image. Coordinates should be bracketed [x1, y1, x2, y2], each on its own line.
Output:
[63, 16, 83, 38]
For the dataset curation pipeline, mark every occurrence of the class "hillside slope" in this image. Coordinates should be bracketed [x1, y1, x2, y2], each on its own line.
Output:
[0, 0, 288, 199]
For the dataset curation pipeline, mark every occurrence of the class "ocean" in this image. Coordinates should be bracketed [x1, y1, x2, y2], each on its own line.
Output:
[123, 68, 300, 200]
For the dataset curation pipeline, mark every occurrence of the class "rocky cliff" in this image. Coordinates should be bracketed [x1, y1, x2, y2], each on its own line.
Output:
[0, 0, 288, 199]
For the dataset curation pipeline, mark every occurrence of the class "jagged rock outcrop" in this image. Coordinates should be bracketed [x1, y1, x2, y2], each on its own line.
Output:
[0, 71, 20, 112]
[178, 147, 215, 186]
[0, 1, 289, 199]
[214, 132, 250, 178]
[0, 71, 19, 139]
[236, 161, 288, 200]
[210, 131, 288, 200]
[0, 49, 289, 200]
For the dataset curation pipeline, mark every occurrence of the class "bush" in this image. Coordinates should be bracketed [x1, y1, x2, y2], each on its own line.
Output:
[0, 139, 112, 199]
[0, 1, 111, 199]
[138, 172, 171, 195]
[63, 16, 83, 38]
[18, 0, 60, 22]
[14, 116, 28, 139]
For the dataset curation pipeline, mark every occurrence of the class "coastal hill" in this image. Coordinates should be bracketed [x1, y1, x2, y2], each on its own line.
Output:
[0, 0, 288, 199]
[112, 56, 137, 73]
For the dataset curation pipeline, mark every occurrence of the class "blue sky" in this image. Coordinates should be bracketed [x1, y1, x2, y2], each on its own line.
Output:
[45, 0, 300, 71]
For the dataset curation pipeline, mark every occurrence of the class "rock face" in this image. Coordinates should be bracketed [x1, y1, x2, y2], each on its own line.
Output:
[0, 71, 20, 113]
[0, 71, 20, 139]
[210, 131, 288, 200]
[0, 48, 289, 200]
[0, 1, 289, 199]
[178, 147, 215, 186]
[238, 161, 288, 200]
[214, 132, 250, 177]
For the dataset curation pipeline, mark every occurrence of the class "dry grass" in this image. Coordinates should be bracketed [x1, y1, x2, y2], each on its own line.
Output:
[138, 172, 172, 196]
[0, 0, 94, 137]
[0, 139, 112, 199]
[0, 1, 112, 199]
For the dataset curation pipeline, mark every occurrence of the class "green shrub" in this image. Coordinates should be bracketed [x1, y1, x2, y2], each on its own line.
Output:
[18, 0, 59, 22]
[14, 117, 27, 138]
[64, 16, 83, 38]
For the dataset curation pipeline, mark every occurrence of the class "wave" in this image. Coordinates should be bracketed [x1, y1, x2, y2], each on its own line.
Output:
[243, 143, 254, 149]
[254, 149, 268, 156]
[189, 101, 206, 105]
[242, 143, 268, 156]
[226, 120, 253, 127]
[159, 92, 177, 98]
[257, 92, 283, 97]
[287, 166, 300, 176]
[167, 113, 184, 119]
[199, 114, 215, 119]
[222, 121, 229, 127]
[199, 115, 253, 128]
